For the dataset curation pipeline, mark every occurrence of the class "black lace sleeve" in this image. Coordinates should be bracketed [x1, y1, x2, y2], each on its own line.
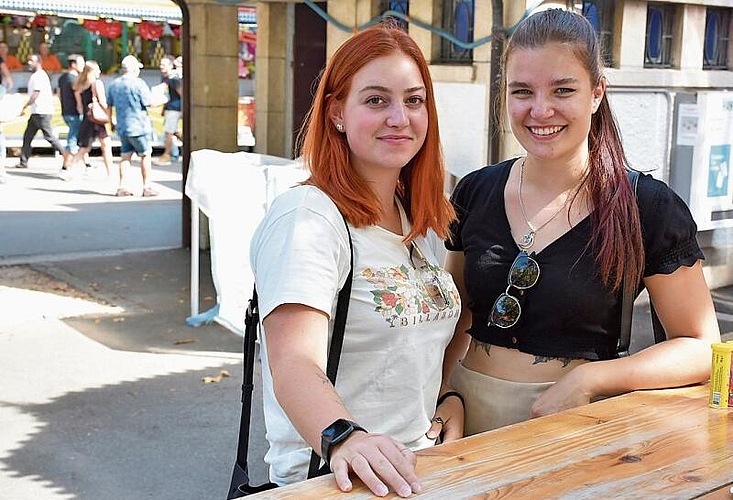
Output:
[636, 172, 704, 276]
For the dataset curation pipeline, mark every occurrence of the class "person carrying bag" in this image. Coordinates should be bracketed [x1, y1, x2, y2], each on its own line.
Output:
[230, 23, 462, 498]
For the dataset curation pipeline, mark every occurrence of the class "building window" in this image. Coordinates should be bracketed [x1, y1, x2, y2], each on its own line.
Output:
[380, 0, 409, 31]
[645, 3, 676, 68]
[703, 8, 731, 70]
[440, 0, 474, 63]
[578, 0, 614, 66]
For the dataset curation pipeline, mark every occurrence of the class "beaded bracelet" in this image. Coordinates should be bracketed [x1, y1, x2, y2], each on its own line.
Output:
[437, 390, 465, 408]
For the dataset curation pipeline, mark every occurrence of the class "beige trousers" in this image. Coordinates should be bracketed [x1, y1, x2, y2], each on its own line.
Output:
[450, 361, 554, 436]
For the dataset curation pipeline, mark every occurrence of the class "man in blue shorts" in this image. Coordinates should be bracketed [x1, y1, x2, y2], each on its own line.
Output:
[106, 55, 157, 197]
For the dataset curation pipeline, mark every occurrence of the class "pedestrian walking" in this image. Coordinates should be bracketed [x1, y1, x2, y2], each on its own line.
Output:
[106, 55, 157, 197]
[15, 54, 68, 169]
[57, 53, 85, 170]
[154, 55, 182, 165]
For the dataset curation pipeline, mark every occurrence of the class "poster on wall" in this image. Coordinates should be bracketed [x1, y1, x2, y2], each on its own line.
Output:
[708, 145, 730, 198]
[676, 103, 699, 147]
[689, 92, 733, 230]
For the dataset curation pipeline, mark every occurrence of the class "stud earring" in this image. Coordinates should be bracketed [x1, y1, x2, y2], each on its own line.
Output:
[336, 123, 344, 133]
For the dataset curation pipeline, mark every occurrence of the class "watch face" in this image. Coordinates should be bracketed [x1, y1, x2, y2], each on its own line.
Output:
[323, 419, 353, 443]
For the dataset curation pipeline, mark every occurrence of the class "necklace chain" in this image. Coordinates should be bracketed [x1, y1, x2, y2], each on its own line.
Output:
[517, 159, 583, 251]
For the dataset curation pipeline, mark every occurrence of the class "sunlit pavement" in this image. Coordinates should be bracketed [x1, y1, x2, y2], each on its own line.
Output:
[0, 151, 270, 499]
[0, 153, 183, 262]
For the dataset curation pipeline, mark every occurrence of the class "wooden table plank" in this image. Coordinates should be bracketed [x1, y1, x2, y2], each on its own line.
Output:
[250, 385, 733, 499]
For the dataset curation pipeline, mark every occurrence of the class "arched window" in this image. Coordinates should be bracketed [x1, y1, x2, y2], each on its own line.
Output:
[704, 8, 732, 70]
[645, 3, 676, 68]
[440, 0, 474, 63]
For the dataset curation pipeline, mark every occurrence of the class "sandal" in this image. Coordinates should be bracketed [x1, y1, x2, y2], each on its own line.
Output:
[142, 187, 159, 197]
[116, 188, 134, 197]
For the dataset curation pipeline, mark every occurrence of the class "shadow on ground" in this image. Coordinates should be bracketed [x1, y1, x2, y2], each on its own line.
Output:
[1, 361, 270, 500]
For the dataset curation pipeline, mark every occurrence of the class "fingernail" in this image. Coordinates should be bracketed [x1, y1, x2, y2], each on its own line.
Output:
[411, 481, 422, 493]
[398, 486, 411, 497]
[376, 485, 389, 496]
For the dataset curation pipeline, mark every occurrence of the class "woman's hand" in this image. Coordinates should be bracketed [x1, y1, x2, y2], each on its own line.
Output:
[330, 431, 420, 498]
[426, 393, 464, 442]
[530, 366, 592, 418]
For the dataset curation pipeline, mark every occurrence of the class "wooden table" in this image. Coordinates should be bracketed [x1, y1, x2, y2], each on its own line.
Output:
[250, 384, 733, 499]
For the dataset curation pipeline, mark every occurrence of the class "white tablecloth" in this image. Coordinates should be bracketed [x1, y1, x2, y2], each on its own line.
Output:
[185, 149, 308, 335]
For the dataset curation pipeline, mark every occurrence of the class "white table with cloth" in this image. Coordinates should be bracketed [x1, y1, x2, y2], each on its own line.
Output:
[184, 149, 308, 335]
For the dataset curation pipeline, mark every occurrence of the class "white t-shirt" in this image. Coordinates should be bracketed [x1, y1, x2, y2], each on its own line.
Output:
[27, 69, 54, 115]
[250, 185, 461, 485]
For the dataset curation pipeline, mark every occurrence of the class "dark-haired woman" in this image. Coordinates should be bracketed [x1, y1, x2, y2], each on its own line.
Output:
[443, 8, 720, 436]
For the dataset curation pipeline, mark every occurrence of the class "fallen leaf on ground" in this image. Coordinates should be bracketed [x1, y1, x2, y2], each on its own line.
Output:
[201, 370, 231, 384]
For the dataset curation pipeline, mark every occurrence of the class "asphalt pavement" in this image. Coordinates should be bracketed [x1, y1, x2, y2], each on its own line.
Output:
[0, 153, 270, 500]
[0, 152, 732, 500]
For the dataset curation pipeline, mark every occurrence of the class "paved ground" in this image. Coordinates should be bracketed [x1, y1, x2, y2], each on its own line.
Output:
[0, 152, 271, 499]
[0, 154, 183, 262]
[0, 152, 731, 499]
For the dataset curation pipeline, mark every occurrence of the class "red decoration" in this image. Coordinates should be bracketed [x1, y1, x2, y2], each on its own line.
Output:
[99, 21, 122, 39]
[83, 19, 101, 33]
[31, 15, 47, 28]
[171, 25, 181, 38]
[138, 21, 164, 41]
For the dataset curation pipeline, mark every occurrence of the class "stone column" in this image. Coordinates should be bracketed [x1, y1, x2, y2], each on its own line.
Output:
[183, 0, 239, 248]
[186, 0, 240, 153]
[254, 2, 289, 157]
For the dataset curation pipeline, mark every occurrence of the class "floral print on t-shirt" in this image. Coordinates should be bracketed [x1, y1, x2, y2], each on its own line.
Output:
[363, 264, 459, 328]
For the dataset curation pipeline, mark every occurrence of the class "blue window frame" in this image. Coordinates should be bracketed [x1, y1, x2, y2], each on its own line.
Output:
[440, 0, 474, 63]
[645, 3, 676, 68]
[380, 0, 409, 31]
[580, 0, 614, 66]
[704, 8, 731, 70]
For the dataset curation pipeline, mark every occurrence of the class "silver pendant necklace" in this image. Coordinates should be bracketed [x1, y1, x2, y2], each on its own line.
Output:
[517, 159, 584, 251]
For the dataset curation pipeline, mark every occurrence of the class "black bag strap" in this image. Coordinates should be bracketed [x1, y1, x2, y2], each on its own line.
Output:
[618, 170, 665, 357]
[234, 212, 354, 487]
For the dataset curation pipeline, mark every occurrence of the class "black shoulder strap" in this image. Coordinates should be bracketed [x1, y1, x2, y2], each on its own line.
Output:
[618, 170, 665, 357]
[234, 213, 354, 485]
[618, 170, 640, 357]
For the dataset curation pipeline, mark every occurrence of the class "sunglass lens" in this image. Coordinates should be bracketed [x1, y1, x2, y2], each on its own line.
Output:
[509, 252, 539, 289]
[490, 294, 520, 328]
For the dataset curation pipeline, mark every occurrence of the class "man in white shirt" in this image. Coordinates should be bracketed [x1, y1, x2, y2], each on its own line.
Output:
[15, 54, 68, 169]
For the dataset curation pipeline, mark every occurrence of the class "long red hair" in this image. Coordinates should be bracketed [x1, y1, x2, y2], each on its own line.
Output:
[296, 23, 455, 241]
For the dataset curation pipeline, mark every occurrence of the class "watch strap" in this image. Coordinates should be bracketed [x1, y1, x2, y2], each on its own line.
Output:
[321, 420, 367, 464]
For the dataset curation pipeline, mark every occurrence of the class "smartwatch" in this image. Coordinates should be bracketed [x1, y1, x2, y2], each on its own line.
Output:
[320, 419, 367, 463]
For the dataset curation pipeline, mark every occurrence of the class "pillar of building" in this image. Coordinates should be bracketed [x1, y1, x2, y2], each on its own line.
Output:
[498, 1, 529, 161]
[325, 0, 375, 57]
[186, 0, 240, 153]
[254, 2, 289, 157]
[679, 5, 706, 71]
[616, 1, 647, 69]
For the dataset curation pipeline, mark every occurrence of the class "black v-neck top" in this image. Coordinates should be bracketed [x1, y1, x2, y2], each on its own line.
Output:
[446, 158, 703, 360]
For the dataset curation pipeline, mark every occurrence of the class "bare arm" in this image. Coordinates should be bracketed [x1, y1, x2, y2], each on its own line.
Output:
[532, 260, 720, 416]
[1, 61, 12, 90]
[74, 89, 83, 115]
[429, 250, 472, 442]
[22, 90, 39, 112]
[95, 80, 108, 108]
[264, 303, 420, 498]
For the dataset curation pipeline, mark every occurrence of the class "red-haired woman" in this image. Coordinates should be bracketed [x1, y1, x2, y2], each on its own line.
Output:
[444, 9, 720, 437]
[249, 23, 461, 497]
